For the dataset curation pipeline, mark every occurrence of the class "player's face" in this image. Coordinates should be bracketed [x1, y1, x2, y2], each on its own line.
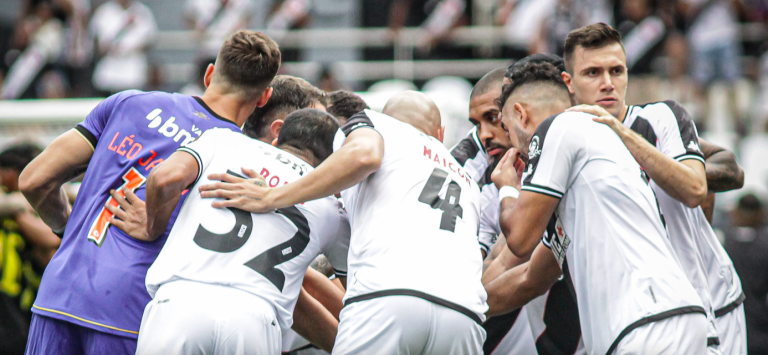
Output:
[469, 86, 512, 161]
[566, 43, 628, 118]
[499, 100, 531, 160]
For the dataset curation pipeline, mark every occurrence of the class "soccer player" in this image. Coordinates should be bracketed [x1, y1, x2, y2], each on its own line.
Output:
[327, 90, 369, 125]
[242, 74, 350, 355]
[451, 67, 536, 355]
[18, 30, 280, 354]
[137, 109, 346, 354]
[201, 91, 488, 354]
[563, 23, 746, 354]
[484, 62, 707, 354]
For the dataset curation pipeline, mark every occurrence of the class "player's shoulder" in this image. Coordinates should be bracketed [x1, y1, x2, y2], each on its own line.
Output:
[631, 100, 691, 125]
[450, 128, 484, 166]
[534, 111, 592, 138]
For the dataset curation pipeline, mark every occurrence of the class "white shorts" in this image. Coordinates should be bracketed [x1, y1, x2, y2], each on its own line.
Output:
[715, 303, 747, 355]
[333, 295, 485, 355]
[136, 280, 282, 355]
[612, 312, 707, 355]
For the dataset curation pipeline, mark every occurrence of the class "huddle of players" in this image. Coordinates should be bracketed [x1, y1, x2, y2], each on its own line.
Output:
[15, 23, 747, 355]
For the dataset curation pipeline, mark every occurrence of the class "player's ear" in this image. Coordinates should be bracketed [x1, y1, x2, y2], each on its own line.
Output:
[271, 138, 278, 147]
[437, 125, 445, 143]
[562, 72, 575, 95]
[256, 87, 273, 108]
[270, 119, 284, 141]
[513, 102, 528, 127]
[203, 64, 215, 88]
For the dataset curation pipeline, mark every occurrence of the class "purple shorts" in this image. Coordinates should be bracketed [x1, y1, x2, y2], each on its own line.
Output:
[25, 314, 136, 355]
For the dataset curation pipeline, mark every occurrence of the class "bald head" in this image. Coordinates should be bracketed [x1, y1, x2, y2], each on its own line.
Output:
[382, 91, 442, 138]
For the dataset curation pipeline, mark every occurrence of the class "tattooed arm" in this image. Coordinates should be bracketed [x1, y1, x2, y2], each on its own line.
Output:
[699, 138, 744, 192]
[310, 255, 336, 278]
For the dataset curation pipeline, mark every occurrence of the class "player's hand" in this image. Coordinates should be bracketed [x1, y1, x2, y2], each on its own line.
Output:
[198, 167, 275, 213]
[106, 187, 149, 241]
[491, 148, 525, 191]
[566, 104, 622, 131]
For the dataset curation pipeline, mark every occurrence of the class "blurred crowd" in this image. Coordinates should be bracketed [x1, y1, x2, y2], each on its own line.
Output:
[1, 1, 768, 353]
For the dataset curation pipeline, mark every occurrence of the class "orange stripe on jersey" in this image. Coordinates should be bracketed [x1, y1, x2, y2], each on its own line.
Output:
[32, 305, 140, 334]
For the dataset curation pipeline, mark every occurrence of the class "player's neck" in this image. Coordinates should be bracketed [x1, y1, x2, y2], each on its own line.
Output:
[278, 145, 319, 167]
[617, 105, 629, 123]
[199, 90, 255, 127]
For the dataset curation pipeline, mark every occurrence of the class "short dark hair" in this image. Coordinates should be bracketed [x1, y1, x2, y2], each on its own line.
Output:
[497, 62, 569, 110]
[0, 143, 42, 172]
[243, 75, 318, 139]
[277, 108, 340, 164]
[327, 91, 369, 121]
[215, 30, 281, 98]
[563, 23, 623, 73]
[470, 68, 506, 100]
[506, 54, 565, 79]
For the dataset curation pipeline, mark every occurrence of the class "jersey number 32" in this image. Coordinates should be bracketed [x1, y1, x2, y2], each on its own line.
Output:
[193, 172, 310, 292]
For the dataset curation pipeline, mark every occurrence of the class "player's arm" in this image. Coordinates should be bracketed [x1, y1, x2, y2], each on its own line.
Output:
[491, 149, 559, 258]
[485, 242, 561, 316]
[483, 235, 506, 272]
[144, 151, 198, 241]
[699, 138, 744, 192]
[200, 127, 384, 213]
[19, 129, 93, 231]
[292, 287, 338, 353]
[302, 267, 344, 320]
[568, 105, 707, 208]
[482, 243, 529, 284]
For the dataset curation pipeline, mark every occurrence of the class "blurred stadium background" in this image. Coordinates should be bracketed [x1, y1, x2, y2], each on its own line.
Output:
[1, 0, 767, 211]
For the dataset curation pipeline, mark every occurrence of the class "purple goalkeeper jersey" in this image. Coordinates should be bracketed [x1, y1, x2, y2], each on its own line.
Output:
[32, 90, 241, 338]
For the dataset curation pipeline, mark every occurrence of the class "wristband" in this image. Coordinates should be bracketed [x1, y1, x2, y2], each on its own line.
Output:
[498, 186, 520, 201]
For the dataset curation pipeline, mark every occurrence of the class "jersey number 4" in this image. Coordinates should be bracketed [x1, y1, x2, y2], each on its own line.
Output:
[88, 167, 146, 247]
[193, 171, 310, 292]
[418, 168, 463, 232]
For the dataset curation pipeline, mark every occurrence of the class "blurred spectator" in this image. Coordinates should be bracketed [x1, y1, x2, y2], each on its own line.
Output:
[183, 0, 254, 62]
[179, 59, 209, 96]
[0, 142, 60, 355]
[317, 65, 345, 92]
[61, 0, 93, 98]
[724, 193, 768, 354]
[90, 0, 157, 96]
[1, 0, 64, 99]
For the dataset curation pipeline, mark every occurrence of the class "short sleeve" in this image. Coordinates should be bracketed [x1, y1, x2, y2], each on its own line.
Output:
[662, 100, 704, 164]
[176, 128, 223, 186]
[321, 205, 350, 277]
[521, 115, 582, 199]
[340, 111, 376, 137]
[75, 91, 141, 149]
[478, 185, 500, 253]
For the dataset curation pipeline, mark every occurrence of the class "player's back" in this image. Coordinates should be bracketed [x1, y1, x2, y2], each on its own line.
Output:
[33, 91, 241, 337]
[523, 111, 704, 354]
[626, 101, 743, 316]
[336, 110, 488, 322]
[146, 129, 345, 330]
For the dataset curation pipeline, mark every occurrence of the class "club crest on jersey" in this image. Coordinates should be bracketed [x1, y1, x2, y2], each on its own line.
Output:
[528, 136, 541, 160]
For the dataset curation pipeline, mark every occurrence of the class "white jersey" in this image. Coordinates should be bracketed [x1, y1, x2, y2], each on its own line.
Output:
[522, 112, 705, 355]
[145, 128, 349, 331]
[450, 128, 502, 253]
[334, 110, 488, 323]
[625, 102, 744, 320]
[525, 216, 586, 355]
